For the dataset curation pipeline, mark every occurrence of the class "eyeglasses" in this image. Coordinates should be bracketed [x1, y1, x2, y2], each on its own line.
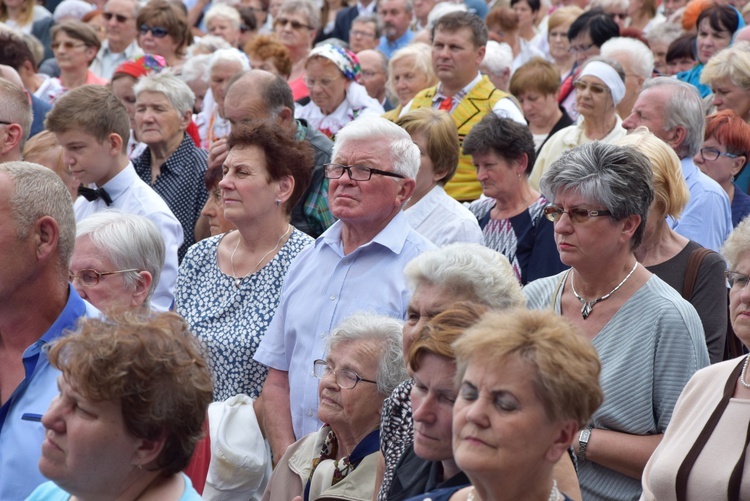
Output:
[312, 359, 377, 389]
[543, 205, 613, 223]
[572, 80, 609, 95]
[568, 43, 595, 54]
[139, 24, 169, 38]
[350, 29, 375, 38]
[699, 147, 740, 162]
[302, 76, 341, 88]
[274, 17, 312, 30]
[103, 12, 130, 23]
[609, 12, 628, 20]
[726, 270, 750, 290]
[324, 163, 406, 181]
[0, 120, 12, 125]
[51, 41, 87, 51]
[69, 268, 139, 287]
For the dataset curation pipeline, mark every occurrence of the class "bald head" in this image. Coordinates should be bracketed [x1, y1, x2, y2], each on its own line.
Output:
[223, 69, 295, 131]
[0, 64, 24, 88]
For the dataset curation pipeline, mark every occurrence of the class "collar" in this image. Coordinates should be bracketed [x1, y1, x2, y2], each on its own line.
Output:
[434, 72, 483, 103]
[100, 38, 140, 57]
[357, 0, 376, 14]
[681, 156, 698, 181]
[318, 210, 412, 256]
[99, 162, 138, 202]
[383, 29, 413, 49]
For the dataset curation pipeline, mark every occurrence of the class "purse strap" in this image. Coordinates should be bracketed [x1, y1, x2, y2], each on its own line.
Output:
[682, 247, 713, 300]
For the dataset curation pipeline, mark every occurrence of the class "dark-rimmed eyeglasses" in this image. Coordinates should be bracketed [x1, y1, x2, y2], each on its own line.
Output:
[726, 270, 750, 290]
[543, 205, 613, 224]
[274, 17, 312, 30]
[324, 163, 406, 181]
[572, 80, 609, 95]
[699, 147, 740, 162]
[312, 359, 377, 389]
[568, 43, 595, 54]
[69, 268, 139, 287]
[0, 121, 12, 126]
[51, 41, 87, 51]
[350, 29, 375, 39]
[103, 12, 131, 23]
[139, 24, 169, 38]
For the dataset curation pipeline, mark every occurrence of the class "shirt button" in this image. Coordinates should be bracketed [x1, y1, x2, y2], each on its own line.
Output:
[329, 295, 336, 301]
[307, 410, 313, 417]
[320, 333, 326, 338]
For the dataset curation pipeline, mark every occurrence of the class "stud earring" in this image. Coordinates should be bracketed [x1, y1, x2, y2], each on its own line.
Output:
[275, 199, 281, 206]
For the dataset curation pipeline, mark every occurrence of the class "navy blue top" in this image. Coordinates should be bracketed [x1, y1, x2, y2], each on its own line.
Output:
[732, 182, 750, 227]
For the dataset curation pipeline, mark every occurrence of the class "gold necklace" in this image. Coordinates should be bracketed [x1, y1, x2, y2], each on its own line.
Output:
[230, 225, 291, 288]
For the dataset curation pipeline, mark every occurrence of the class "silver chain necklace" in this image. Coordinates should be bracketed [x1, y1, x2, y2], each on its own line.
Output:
[571, 260, 638, 320]
[230, 225, 291, 288]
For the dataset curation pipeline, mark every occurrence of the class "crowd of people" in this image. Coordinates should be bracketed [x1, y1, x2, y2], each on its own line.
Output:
[2, 0, 750, 498]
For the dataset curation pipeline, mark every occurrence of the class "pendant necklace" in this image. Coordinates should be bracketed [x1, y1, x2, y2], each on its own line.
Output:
[571, 260, 638, 320]
[230, 225, 291, 288]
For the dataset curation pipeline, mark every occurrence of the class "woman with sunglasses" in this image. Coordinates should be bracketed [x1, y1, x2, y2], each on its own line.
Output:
[136, 0, 192, 70]
[530, 57, 626, 190]
[694, 111, 750, 228]
[261, 312, 408, 501]
[274, 0, 319, 102]
[640, 218, 750, 500]
[524, 141, 710, 501]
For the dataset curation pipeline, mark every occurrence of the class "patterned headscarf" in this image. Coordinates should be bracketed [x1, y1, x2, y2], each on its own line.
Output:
[307, 44, 361, 83]
[113, 54, 167, 80]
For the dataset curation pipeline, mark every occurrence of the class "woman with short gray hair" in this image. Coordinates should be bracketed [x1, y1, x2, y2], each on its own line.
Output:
[132, 72, 209, 260]
[262, 312, 407, 501]
[523, 141, 710, 501]
[275, 0, 320, 101]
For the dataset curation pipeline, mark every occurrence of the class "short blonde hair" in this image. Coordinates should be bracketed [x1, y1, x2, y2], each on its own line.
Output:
[396, 108, 459, 185]
[701, 43, 750, 91]
[723, 216, 750, 269]
[615, 127, 688, 219]
[454, 308, 603, 429]
[387, 43, 436, 99]
[547, 5, 583, 33]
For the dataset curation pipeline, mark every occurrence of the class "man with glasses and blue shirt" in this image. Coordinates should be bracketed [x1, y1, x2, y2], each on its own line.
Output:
[254, 117, 434, 464]
[0, 163, 99, 500]
[623, 77, 732, 252]
[90, 0, 143, 80]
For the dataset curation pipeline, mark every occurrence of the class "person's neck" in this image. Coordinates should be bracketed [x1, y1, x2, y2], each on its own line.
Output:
[289, 45, 310, 65]
[107, 37, 131, 54]
[519, 25, 535, 41]
[440, 73, 475, 98]
[403, 183, 433, 209]
[572, 255, 638, 299]
[508, 35, 521, 57]
[470, 473, 557, 501]
[331, 423, 378, 460]
[25, 73, 41, 93]
[629, 12, 649, 31]
[359, 0, 374, 8]
[492, 182, 536, 217]
[529, 107, 562, 135]
[634, 220, 688, 266]
[554, 56, 574, 77]
[387, 30, 406, 43]
[234, 216, 291, 255]
[615, 97, 635, 121]
[441, 459, 461, 482]
[149, 133, 184, 169]
[582, 112, 617, 141]
[70, 470, 170, 501]
[5, 4, 23, 19]
[60, 67, 89, 89]
[723, 180, 735, 202]
[340, 210, 399, 255]
[164, 52, 183, 68]
[96, 157, 129, 187]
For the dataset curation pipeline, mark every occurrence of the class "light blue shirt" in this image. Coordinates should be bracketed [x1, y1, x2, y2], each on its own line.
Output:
[74, 163, 184, 312]
[0, 286, 99, 501]
[667, 157, 732, 252]
[377, 30, 414, 59]
[26, 473, 202, 500]
[253, 210, 435, 438]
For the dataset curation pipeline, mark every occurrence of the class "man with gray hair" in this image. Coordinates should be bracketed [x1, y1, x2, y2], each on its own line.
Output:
[377, 0, 414, 58]
[623, 77, 731, 251]
[89, 0, 143, 80]
[254, 116, 435, 462]
[358, 49, 393, 110]
[349, 14, 381, 52]
[600, 37, 654, 119]
[206, 70, 335, 238]
[0, 77, 32, 163]
[0, 162, 98, 499]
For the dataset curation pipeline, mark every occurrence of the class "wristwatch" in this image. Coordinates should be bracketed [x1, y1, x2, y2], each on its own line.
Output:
[578, 427, 592, 461]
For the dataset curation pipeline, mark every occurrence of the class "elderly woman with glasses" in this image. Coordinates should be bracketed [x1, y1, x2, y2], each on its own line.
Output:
[136, 0, 192, 70]
[261, 312, 408, 501]
[530, 57, 627, 191]
[41, 20, 106, 105]
[640, 217, 750, 500]
[275, 0, 319, 101]
[523, 141, 710, 501]
[296, 44, 383, 139]
[693, 110, 750, 228]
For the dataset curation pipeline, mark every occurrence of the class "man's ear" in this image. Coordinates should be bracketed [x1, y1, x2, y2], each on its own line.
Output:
[130, 271, 153, 308]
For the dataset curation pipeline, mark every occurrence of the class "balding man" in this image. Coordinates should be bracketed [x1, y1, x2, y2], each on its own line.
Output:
[0, 77, 32, 163]
[358, 49, 393, 110]
[0, 163, 98, 499]
[623, 77, 731, 251]
[207, 70, 335, 238]
[89, 0, 143, 80]
[254, 117, 435, 462]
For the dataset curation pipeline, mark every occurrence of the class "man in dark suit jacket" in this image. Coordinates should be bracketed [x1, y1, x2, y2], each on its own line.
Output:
[328, 0, 377, 43]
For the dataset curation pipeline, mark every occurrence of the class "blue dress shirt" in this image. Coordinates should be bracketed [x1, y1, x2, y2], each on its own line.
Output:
[253, 210, 435, 438]
[377, 30, 415, 59]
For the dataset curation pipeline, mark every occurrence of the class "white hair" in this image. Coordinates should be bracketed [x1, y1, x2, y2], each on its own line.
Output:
[181, 54, 212, 85]
[332, 117, 420, 179]
[481, 41, 513, 75]
[134, 72, 195, 116]
[209, 48, 251, 72]
[600, 37, 654, 79]
[205, 3, 242, 30]
[187, 35, 232, 57]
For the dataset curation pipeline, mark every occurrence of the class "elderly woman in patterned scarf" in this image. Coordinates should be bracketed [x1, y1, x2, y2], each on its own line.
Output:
[295, 44, 384, 138]
[261, 312, 408, 501]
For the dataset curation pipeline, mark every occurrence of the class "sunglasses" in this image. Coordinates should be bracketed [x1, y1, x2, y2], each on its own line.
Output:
[572, 80, 609, 95]
[139, 24, 169, 38]
[51, 41, 87, 51]
[274, 17, 312, 30]
[103, 12, 130, 23]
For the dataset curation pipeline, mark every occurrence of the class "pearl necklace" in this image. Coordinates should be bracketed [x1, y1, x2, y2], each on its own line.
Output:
[571, 260, 638, 320]
[230, 225, 291, 288]
[466, 480, 561, 501]
[740, 355, 750, 388]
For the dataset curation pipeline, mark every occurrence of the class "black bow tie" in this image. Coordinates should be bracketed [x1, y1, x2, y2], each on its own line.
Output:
[78, 186, 113, 206]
